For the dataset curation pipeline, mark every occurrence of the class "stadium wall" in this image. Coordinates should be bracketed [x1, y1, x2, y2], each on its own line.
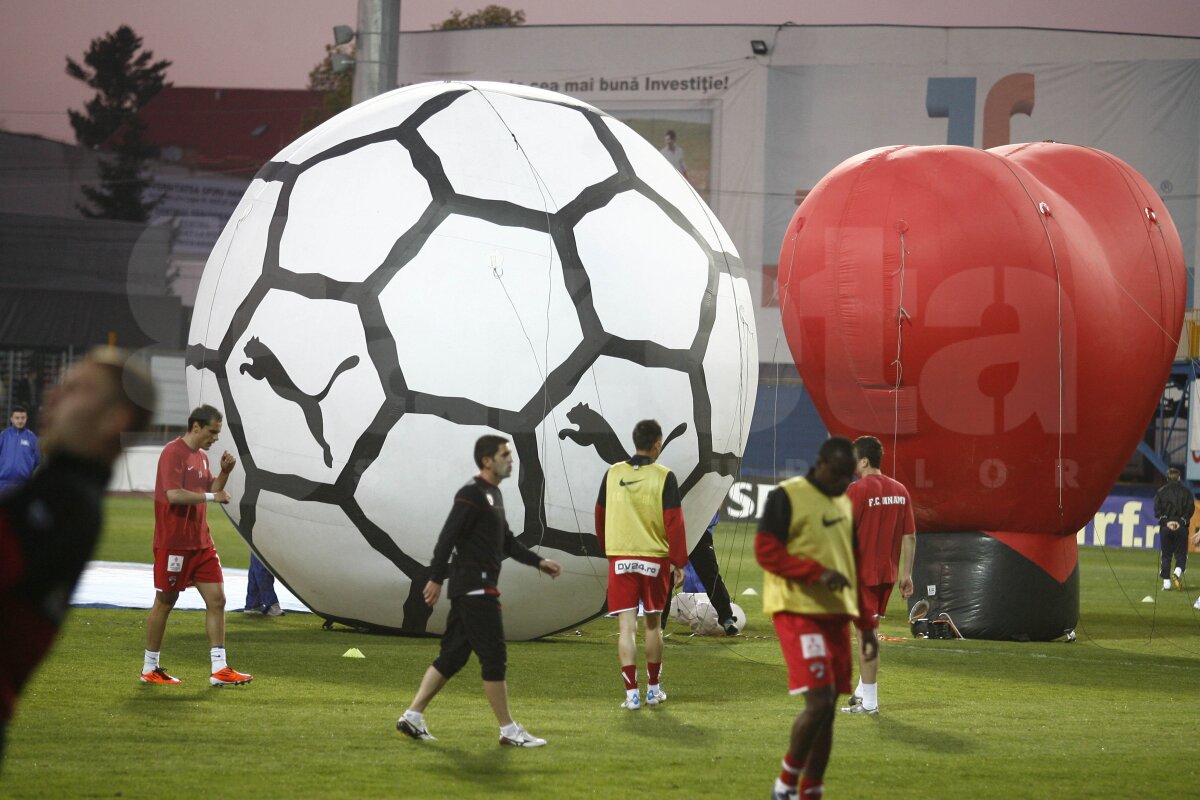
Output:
[395, 24, 1200, 366]
[721, 477, 1200, 552]
[107, 445, 1199, 552]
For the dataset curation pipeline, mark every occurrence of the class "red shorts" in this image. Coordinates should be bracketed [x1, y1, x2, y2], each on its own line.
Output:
[153, 547, 223, 593]
[861, 583, 895, 621]
[772, 613, 853, 695]
[606, 557, 671, 614]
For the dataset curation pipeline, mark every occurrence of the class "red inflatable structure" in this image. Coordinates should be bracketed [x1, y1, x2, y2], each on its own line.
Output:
[779, 142, 1186, 638]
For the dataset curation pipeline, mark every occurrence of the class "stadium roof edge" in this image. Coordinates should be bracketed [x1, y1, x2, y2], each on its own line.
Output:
[400, 23, 1200, 42]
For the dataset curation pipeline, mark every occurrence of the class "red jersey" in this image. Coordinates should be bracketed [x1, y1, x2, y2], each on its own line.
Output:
[846, 473, 915, 585]
[153, 438, 215, 550]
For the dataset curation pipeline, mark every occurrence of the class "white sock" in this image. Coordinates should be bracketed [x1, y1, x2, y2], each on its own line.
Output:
[500, 721, 521, 738]
[648, 683, 660, 693]
[404, 709, 424, 724]
[1175, 566, 1183, 578]
[861, 682, 879, 709]
[854, 679, 864, 699]
[210, 646, 227, 672]
[1165, 578, 1173, 590]
[142, 650, 160, 673]
[626, 687, 639, 701]
[775, 778, 795, 795]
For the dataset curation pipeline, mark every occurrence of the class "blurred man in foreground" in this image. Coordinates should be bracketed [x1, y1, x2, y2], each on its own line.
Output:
[756, 437, 877, 800]
[0, 348, 154, 765]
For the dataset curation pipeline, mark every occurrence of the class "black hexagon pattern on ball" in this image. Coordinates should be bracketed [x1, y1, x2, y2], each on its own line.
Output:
[185, 84, 746, 635]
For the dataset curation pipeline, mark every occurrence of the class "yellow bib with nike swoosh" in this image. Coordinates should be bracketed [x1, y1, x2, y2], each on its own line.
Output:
[603, 461, 670, 557]
[762, 476, 859, 617]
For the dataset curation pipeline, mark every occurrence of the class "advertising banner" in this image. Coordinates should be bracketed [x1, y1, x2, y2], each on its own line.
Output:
[1074, 490, 1200, 551]
[1189, 377, 1200, 482]
[762, 59, 1200, 324]
[147, 174, 251, 255]
[721, 479, 1196, 552]
[611, 108, 713, 203]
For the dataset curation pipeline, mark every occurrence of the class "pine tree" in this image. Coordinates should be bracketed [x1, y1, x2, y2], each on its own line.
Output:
[66, 25, 171, 222]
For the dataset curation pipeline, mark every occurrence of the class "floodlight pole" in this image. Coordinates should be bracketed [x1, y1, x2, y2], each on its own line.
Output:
[352, 0, 400, 105]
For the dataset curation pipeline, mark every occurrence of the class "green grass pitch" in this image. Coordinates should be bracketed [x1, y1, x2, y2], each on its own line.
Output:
[3, 496, 1200, 798]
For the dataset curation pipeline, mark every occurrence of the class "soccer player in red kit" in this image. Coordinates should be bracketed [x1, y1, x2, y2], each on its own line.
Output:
[840, 435, 915, 715]
[757, 437, 877, 800]
[140, 404, 252, 687]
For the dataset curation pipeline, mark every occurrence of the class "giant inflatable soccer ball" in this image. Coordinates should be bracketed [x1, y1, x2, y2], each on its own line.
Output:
[186, 81, 757, 639]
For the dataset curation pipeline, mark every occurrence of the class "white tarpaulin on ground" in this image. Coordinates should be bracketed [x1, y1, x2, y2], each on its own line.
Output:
[71, 561, 309, 613]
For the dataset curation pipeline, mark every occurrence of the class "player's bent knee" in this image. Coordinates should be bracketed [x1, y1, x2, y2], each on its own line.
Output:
[478, 647, 508, 682]
[480, 662, 507, 682]
[432, 655, 468, 679]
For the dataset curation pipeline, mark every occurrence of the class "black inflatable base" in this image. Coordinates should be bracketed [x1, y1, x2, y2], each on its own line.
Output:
[906, 531, 1079, 642]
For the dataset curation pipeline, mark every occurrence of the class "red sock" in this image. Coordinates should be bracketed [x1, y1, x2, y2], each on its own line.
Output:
[621, 664, 637, 690]
[778, 753, 803, 788]
[647, 661, 662, 685]
[799, 776, 823, 798]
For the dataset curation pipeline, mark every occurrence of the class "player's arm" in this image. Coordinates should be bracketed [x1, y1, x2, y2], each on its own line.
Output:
[898, 490, 917, 598]
[161, 449, 231, 505]
[165, 487, 230, 505]
[503, 523, 559, 577]
[210, 451, 237, 494]
[898, 533, 916, 598]
[754, 488, 826, 583]
[662, 472, 688, 570]
[425, 489, 476, 604]
[1181, 486, 1195, 525]
[1162, 486, 1189, 530]
[594, 473, 607, 553]
[161, 448, 210, 505]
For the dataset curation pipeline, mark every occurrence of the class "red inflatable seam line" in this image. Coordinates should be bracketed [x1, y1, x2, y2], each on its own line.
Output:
[985, 529, 1079, 585]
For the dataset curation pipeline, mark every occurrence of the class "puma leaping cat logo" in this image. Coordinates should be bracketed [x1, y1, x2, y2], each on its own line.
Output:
[240, 337, 359, 467]
[557, 403, 687, 465]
